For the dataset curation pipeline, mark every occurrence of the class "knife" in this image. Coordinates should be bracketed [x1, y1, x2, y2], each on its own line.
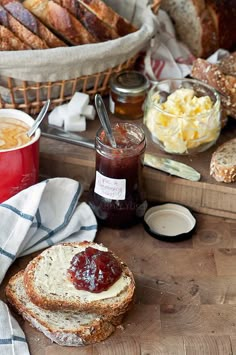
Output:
[41, 126, 201, 181]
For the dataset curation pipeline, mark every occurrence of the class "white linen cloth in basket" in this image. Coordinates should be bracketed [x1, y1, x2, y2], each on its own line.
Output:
[0, 177, 97, 355]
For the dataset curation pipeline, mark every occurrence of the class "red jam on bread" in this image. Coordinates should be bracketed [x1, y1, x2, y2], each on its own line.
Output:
[67, 247, 122, 292]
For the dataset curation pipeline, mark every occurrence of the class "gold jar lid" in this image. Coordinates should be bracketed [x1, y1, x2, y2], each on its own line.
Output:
[110, 71, 149, 97]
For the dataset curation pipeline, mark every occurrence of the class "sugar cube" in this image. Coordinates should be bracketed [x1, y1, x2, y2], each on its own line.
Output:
[64, 114, 86, 132]
[48, 105, 66, 127]
[82, 105, 96, 120]
[68, 92, 90, 116]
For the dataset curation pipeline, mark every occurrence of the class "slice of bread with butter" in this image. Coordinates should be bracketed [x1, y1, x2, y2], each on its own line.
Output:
[23, 241, 135, 317]
[5, 241, 135, 346]
[6, 270, 123, 346]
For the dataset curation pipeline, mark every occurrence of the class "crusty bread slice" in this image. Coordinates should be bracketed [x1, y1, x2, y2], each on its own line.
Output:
[0, 25, 31, 50]
[210, 138, 236, 183]
[6, 271, 119, 346]
[24, 242, 135, 317]
[23, 0, 97, 46]
[160, 0, 218, 58]
[3, 0, 67, 48]
[77, 0, 137, 37]
[0, 4, 48, 49]
[54, 0, 119, 42]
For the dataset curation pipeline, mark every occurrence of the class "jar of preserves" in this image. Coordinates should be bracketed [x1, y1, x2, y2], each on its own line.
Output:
[88, 122, 147, 229]
[109, 71, 149, 120]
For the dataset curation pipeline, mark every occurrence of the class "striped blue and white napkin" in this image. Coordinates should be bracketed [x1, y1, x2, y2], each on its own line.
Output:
[0, 177, 97, 355]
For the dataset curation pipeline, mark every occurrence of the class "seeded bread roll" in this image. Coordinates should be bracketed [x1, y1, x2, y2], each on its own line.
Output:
[24, 242, 135, 317]
[210, 138, 236, 183]
[219, 52, 236, 76]
[191, 57, 236, 121]
[6, 271, 121, 346]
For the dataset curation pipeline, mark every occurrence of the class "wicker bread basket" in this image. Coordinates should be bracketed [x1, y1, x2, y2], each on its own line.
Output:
[0, 0, 160, 115]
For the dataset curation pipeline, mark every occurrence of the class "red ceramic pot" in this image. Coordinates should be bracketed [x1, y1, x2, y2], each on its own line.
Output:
[0, 109, 40, 203]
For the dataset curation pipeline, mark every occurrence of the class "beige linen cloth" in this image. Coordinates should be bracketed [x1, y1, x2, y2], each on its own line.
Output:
[0, 0, 158, 82]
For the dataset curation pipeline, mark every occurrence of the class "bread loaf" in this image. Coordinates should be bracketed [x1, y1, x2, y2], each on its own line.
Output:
[23, 242, 135, 317]
[54, 0, 119, 42]
[23, 0, 97, 46]
[78, 0, 137, 37]
[219, 52, 236, 76]
[210, 138, 236, 183]
[3, 0, 67, 48]
[191, 56, 236, 120]
[0, 25, 31, 50]
[6, 270, 121, 346]
[160, 0, 236, 58]
[0, 4, 48, 49]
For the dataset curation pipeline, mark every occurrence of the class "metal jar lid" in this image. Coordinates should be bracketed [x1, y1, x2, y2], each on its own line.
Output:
[109, 71, 149, 96]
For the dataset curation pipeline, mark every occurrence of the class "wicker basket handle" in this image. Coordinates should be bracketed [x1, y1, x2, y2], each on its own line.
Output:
[150, 0, 161, 14]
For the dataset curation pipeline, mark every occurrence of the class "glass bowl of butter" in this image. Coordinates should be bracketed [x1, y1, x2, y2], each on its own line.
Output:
[143, 78, 221, 155]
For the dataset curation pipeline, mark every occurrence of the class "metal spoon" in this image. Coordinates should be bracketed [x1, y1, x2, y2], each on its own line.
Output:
[94, 94, 116, 148]
[27, 99, 51, 138]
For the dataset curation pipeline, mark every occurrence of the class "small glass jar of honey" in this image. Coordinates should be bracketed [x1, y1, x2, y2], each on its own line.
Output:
[109, 71, 149, 120]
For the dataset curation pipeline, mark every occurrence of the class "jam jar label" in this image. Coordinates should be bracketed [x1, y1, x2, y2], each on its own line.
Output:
[94, 171, 126, 200]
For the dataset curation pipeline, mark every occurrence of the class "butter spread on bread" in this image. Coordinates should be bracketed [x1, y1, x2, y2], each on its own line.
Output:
[24, 242, 135, 316]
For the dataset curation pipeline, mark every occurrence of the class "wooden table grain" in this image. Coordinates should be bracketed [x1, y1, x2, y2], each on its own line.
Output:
[1, 212, 236, 355]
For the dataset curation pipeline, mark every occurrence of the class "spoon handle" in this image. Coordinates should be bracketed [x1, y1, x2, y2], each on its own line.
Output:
[95, 94, 117, 148]
[27, 99, 51, 137]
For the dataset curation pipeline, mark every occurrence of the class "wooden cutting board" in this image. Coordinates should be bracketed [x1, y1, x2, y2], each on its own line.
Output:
[39, 113, 236, 220]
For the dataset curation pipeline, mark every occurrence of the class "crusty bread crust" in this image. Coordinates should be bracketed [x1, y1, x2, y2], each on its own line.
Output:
[6, 270, 119, 346]
[54, 0, 119, 42]
[24, 242, 135, 317]
[3, 0, 67, 48]
[0, 4, 48, 49]
[210, 138, 236, 183]
[78, 0, 137, 37]
[23, 0, 97, 45]
[0, 25, 31, 50]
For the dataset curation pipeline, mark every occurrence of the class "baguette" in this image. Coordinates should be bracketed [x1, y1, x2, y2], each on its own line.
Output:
[0, 25, 31, 50]
[54, 0, 119, 42]
[6, 270, 120, 346]
[210, 138, 236, 183]
[191, 57, 236, 119]
[77, 0, 137, 37]
[3, 0, 67, 48]
[23, 0, 97, 46]
[0, 4, 48, 49]
[24, 242, 135, 317]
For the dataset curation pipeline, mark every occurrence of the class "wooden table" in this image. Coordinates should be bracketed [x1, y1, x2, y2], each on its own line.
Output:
[1, 213, 236, 355]
[1, 104, 236, 354]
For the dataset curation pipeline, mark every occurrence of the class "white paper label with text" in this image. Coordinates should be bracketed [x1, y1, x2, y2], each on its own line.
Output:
[94, 171, 126, 200]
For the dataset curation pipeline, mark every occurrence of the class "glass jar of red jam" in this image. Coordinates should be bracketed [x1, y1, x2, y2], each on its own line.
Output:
[88, 122, 147, 229]
[109, 71, 149, 120]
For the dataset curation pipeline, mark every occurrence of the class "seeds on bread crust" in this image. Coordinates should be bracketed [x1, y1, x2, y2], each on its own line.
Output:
[210, 138, 236, 183]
